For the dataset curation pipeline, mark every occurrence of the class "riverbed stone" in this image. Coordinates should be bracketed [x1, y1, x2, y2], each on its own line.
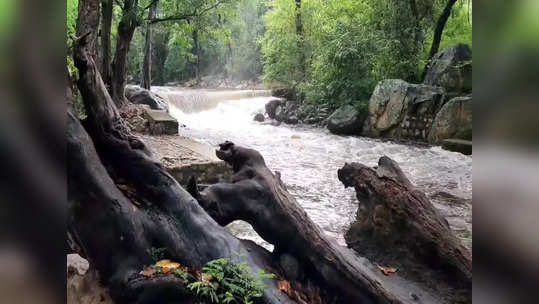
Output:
[424, 43, 472, 94]
[327, 104, 364, 135]
[168, 161, 233, 187]
[144, 109, 179, 135]
[441, 139, 472, 155]
[275, 105, 286, 122]
[265, 99, 282, 119]
[254, 113, 265, 122]
[428, 96, 472, 144]
[125, 85, 169, 112]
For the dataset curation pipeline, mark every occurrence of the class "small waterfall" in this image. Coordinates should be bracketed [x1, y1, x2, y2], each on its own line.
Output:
[153, 87, 271, 114]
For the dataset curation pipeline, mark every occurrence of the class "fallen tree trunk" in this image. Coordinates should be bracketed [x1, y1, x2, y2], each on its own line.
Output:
[189, 142, 443, 304]
[338, 156, 472, 303]
[69, 3, 294, 303]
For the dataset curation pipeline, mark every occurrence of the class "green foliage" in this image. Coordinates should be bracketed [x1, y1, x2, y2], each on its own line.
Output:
[66, 0, 78, 41]
[147, 247, 167, 262]
[188, 257, 274, 304]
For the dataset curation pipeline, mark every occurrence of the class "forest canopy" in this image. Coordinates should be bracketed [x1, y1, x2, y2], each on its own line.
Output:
[67, 0, 472, 110]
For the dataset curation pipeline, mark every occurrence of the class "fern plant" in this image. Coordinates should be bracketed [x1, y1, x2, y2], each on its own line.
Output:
[188, 258, 275, 304]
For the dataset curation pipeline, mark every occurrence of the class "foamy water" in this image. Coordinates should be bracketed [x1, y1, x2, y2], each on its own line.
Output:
[154, 87, 473, 250]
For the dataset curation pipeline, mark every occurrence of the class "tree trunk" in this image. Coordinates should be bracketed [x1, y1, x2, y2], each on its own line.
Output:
[141, 1, 158, 90]
[422, 0, 458, 80]
[99, 0, 113, 90]
[192, 27, 201, 84]
[111, 0, 139, 107]
[338, 156, 472, 303]
[70, 2, 295, 303]
[153, 29, 170, 86]
[295, 0, 305, 81]
[189, 142, 444, 304]
[76, 0, 100, 60]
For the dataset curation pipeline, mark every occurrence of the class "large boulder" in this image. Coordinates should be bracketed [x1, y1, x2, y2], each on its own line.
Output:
[125, 85, 169, 112]
[424, 43, 472, 95]
[265, 99, 282, 119]
[326, 104, 364, 135]
[364, 79, 445, 139]
[428, 96, 472, 143]
[441, 139, 472, 155]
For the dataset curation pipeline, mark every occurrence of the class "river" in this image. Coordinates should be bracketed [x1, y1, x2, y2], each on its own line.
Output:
[155, 87, 473, 250]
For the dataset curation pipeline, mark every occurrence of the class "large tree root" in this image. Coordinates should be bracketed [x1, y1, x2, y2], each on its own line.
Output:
[338, 157, 472, 303]
[189, 141, 443, 304]
[69, 4, 294, 303]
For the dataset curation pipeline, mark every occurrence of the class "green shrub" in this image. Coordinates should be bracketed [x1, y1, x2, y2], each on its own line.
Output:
[188, 258, 274, 304]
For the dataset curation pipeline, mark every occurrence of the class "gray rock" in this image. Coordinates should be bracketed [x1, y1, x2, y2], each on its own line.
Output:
[168, 161, 233, 187]
[441, 139, 472, 155]
[285, 115, 299, 125]
[125, 85, 169, 112]
[424, 44, 472, 94]
[275, 105, 286, 122]
[67, 254, 89, 276]
[254, 113, 265, 122]
[265, 99, 282, 119]
[364, 79, 445, 138]
[428, 96, 472, 144]
[327, 105, 364, 135]
[144, 109, 179, 135]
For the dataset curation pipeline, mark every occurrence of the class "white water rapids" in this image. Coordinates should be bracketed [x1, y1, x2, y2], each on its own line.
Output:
[154, 87, 473, 250]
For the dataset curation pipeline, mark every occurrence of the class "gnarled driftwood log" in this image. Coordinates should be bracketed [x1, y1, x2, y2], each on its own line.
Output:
[68, 2, 294, 303]
[338, 157, 472, 303]
[189, 142, 443, 304]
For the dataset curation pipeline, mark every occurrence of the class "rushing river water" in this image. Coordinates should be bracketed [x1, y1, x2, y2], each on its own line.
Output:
[155, 87, 473, 250]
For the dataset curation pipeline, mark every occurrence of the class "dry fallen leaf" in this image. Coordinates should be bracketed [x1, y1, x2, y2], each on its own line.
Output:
[278, 280, 291, 294]
[377, 265, 397, 276]
[155, 259, 181, 269]
[117, 184, 130, 191]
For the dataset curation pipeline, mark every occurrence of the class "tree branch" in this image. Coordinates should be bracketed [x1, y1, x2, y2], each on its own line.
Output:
[149, 0, 227, 24]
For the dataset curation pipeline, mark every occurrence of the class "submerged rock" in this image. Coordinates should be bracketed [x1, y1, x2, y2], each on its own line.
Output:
[125, 85, 169, 112]
[428, 96, 472, 143]
[441, 139, 472, 155]
[254, 113, 265, 122]
[326, 105, 364, 135]
[424, 43, 472, 95]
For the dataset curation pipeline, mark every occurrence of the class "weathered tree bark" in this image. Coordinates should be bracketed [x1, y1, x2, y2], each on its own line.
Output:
[192, 26, 201, 84]
[77, 0, 100, 60]
[338, 156, 472, 303]
[189, 142, 443, 304]
[71, 3, 294, 303]
[294, 0, 305, 81]
[99, 0, 113, 91]
[141, 0, 158, 90]
[152, 29, 170, 85]
[111, 0, 139, 107]
[422, 0, 458, 80]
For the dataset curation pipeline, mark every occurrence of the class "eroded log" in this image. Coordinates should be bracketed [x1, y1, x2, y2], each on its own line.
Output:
[338, 156, 472, 303]
[190, 141, 443, 304]
[69, 4, 294, 303]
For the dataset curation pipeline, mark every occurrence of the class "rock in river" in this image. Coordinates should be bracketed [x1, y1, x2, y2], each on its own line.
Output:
[125, 85, 169, 112]
[327, 104, 365, 135]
